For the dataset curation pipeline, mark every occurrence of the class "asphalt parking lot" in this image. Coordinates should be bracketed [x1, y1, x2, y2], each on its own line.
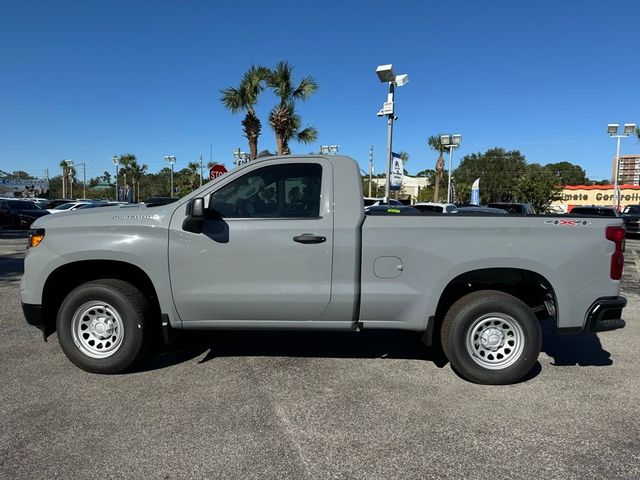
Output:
[1, 230, 639, 480]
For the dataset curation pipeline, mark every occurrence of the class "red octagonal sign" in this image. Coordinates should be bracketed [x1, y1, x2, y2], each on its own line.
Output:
[209, 164, 228, 180]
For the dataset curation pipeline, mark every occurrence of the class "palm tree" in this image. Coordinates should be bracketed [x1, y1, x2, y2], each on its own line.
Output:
[267, 61, 319, 155]
[59, 160, 68, 198]
[636, 127, 640, 142]
[117, 153, 136, 200]
[128, 161, 148, 202]
[221, 65, 270, 160]
[428, 135, 448, 202]
[187, 161, 201, 191]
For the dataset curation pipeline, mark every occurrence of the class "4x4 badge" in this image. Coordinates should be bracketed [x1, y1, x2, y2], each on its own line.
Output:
[544, 219, 591, 227]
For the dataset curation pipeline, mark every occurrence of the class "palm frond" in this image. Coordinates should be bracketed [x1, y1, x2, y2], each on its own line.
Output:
[292, 75, 318, 101]
[427, 135, 448, 155]
[220, 86, 245, 113]
[296, 126, 318, 144]
[267, 60, 294, 104]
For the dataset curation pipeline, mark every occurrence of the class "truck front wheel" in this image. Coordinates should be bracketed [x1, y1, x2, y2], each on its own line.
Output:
[441, 290, 541, 385]
[56, 279, 148, 374]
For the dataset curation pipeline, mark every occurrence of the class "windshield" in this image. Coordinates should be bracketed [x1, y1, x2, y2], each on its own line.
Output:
[414, 205, 443, 213]
[8, 200, 40, 210]
[572, 207, 616, 217]
[487, 203, 524, 214]
[52, 203, 77, 210]
[623, 206, 640, 215]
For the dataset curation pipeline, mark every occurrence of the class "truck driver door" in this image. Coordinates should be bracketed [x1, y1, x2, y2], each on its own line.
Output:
[168, 158, 333, 324]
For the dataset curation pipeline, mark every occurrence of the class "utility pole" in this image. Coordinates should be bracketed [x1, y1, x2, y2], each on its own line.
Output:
[80, 162, 87, 198]
[369, 145, 374, 197]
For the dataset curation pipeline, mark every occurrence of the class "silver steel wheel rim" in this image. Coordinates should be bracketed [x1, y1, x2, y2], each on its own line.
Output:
[466, 313, 525, 370]
[71, 301, 124, 359]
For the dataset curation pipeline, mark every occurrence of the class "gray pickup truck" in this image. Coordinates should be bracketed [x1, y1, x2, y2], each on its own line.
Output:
[21, 155, 627, 384]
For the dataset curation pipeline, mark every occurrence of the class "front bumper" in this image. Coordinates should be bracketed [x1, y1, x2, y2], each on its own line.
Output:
[624, 223, 640, 234]
[585, 296, 627, 332]
[22, 302, 44, 330]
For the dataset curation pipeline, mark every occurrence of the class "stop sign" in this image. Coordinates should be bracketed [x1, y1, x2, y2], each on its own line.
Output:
[209, 164, 228, 180]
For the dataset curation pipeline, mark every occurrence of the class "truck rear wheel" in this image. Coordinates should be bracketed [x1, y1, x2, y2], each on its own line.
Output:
[441, 290, 541, 385]
[56, 279, 148, 374]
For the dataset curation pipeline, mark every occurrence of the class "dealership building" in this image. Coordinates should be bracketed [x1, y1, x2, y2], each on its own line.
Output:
[551, 184, 640, 212]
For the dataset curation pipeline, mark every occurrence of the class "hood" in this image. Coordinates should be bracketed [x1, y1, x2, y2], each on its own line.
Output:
[19, 211, 50, 219]
[32, 202, 180, 230]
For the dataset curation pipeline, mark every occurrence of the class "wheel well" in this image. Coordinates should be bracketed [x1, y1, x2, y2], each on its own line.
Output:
[427, 268, 557, 345]
[41, 260, 161, 336]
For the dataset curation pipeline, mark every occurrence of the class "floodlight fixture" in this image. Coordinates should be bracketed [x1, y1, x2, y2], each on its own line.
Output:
[395, 74, 409, 87]
[608, 124, 619, 135]
[329, 145, 339, 154]
[164, 155, 176, 164]
[440, 135, 451, 146]
[623, 123, 636, 135]
[64, 159, 74, 167]
[320, 146, 330, 154]
[452, 134, 462, 145]
[111, 155, 119, 165]
[376, 64, 395, 83]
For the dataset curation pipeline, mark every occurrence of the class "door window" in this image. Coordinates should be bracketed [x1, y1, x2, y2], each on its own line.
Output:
[209, 163, 322, 218]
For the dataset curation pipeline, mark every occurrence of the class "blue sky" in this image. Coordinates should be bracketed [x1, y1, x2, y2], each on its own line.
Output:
[1, 0, 639, 182]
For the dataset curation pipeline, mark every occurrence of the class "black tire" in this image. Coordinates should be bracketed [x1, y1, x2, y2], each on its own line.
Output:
[56, 279, 148, 374]
[441, 290, 541, 385]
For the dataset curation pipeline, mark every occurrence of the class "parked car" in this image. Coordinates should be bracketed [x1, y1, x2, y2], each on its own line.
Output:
[544, 205, 566, 214]
[47, 201, 93, 214]
[365, 205, 420, 214]
[570, 206, 618, 217]
[21, 197, 50, 207]
[0, 199, 50, 229]
[144, 197, 179, 207]
[22, 155, 627, 385]
[43, 199, 74, 209]
[77, 202, 111, 209]
[450, 206, 509, 215]
[413, 202, 457, 213]
[363, 197, 403, 207]
[486, 202, 536, 215]
[621, 205, 640, 236]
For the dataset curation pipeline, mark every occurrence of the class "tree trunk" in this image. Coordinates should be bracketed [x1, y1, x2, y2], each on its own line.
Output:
[243, 110, 262, 160]
[433, 154, 445, 202]
[276, 135, 285, 156]
[248, 136, 258, 161]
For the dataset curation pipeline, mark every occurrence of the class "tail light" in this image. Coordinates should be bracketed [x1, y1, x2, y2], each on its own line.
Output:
[606, 226, 625, 280]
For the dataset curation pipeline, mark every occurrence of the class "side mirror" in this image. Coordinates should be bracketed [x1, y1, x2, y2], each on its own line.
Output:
[182, 197, 205, 233]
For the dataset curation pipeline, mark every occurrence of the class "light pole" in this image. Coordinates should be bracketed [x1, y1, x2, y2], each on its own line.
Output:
[320, 145, 340, 155]
[233, 149, 249, 167]
[376, 64, 409, 203]
[164, 155, 176, 197]
[369, 145, 374, 197]
[111, 156, 119, 201]
[608, 123, 636, 211]
[441, 134, 462, 203]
